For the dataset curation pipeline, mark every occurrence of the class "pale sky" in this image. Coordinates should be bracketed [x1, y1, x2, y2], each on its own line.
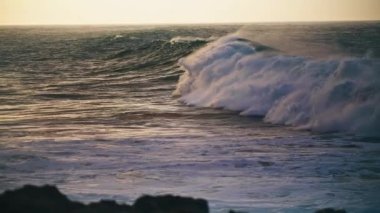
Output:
[1, 0, 380, 25]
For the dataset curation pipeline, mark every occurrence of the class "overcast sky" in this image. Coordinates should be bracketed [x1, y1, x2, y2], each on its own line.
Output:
[1, 0, 379, 25]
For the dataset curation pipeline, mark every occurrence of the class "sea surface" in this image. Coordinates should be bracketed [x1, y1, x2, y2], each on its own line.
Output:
[0, 22, 379, 212]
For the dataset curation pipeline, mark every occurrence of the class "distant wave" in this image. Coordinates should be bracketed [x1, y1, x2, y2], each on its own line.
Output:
[170, 36, 216, 44]
[174, 35, 380, 136]
[107, 36, 210, 62]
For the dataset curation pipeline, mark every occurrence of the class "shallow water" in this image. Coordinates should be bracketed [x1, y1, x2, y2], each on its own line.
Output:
[0, 23, 380, 212]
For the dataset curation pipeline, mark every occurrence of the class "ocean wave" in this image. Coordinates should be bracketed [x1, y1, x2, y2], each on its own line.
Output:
[108, 37, 209, 62]
[169, 36, 216, 44]
[174, 35, 380, 136]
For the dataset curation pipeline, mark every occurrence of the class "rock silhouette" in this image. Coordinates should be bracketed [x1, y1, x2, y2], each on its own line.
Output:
[0, 185, 346, 213]
[0, 185, 207, 213]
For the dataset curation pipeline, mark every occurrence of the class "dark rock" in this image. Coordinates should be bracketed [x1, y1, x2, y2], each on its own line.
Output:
[0, 185, 348, 213]
[133, 194, 208, 213]
[315, 208, 347, 213]
[0, 185, 209, 213]
[0, 185, 84, 213]
[76, 200, 133, 213]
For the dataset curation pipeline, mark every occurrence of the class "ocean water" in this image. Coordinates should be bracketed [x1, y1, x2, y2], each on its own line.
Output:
[0, 22, 380, 212]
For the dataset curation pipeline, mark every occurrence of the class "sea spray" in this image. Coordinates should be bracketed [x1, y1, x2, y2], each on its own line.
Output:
[174, 35, 380, 136]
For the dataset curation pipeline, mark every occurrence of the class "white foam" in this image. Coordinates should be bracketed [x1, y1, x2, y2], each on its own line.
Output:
[169, 36, 216, 44]
[174, 35, 380, 136]
[112, 34, 124, 40]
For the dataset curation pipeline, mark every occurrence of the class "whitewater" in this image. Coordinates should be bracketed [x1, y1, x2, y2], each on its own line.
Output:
[175, 34, 380, 136]
[0, 23, 379, 212]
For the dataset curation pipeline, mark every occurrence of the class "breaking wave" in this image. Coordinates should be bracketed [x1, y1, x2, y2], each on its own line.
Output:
[174, 35, 380, 136]
[170, 36, 216, 44]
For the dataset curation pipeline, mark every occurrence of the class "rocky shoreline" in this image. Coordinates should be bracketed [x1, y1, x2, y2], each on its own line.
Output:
[0, 185, 346, 213]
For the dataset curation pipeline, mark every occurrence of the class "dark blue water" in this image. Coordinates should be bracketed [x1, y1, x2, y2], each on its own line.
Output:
[0, 22, 379, 212]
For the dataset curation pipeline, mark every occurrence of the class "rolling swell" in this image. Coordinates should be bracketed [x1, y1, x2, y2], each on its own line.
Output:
[93, 35, 211, 80]
[108, 37, 208, 61]
[174, 35, 380, 136]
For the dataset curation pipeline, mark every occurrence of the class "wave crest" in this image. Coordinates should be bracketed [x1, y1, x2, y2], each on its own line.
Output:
[169, 36, 215, 44]
[174, 35, 380, 136]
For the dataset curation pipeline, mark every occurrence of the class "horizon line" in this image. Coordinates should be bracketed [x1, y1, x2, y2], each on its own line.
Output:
[1, 19, 380, 27]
